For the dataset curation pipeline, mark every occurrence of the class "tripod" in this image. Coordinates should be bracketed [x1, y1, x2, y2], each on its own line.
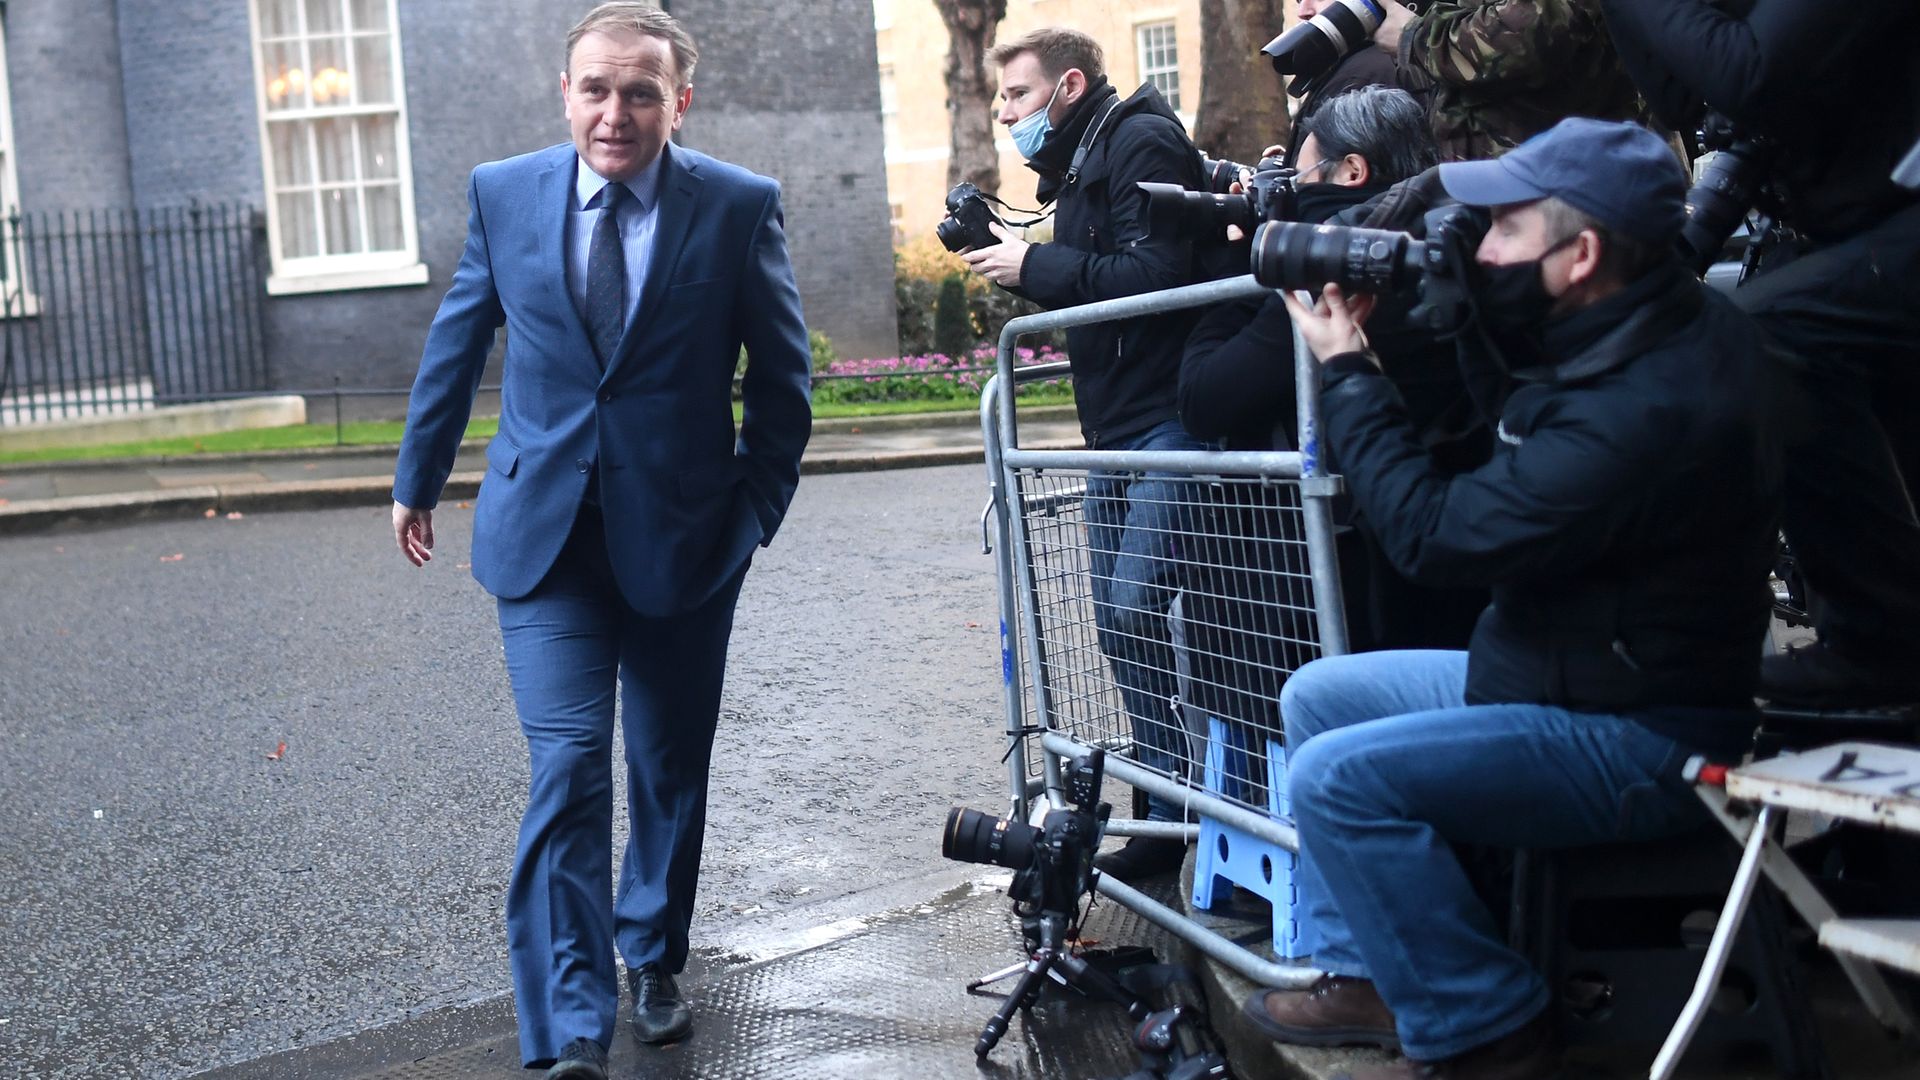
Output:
[967, 910, 1152, 1058]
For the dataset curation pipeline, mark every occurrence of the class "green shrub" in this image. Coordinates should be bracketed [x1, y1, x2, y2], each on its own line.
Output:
[891, 236, 1063, 357]
[895, 267, 940, 356]
[808, 329, 837, 372]
[934, 274, 973, 360]
[971, 286, 1059, 353]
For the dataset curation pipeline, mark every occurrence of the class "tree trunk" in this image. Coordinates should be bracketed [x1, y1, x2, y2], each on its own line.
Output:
[1193, 0, 1293, 165]
[934, 0, 1008, 196]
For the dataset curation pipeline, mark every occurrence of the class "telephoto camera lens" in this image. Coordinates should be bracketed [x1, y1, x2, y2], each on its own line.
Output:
[943, 806, 1040, 871]
[1250, 220, 1423, 294]
[1139, 182, 1259, 241]
[1262, 0, 1387, 80]
[1676, 140, 1772, 273]
[1199, 155, 1248, 194]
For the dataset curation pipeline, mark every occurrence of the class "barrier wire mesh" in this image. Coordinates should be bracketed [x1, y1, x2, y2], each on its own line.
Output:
[1009, 464, 1324, 815]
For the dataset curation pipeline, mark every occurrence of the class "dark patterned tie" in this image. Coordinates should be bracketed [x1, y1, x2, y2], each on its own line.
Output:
[584, 182, 627, 367]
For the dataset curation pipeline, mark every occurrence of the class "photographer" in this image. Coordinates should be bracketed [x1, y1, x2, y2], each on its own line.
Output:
[1240, 120, 1779, 1079]
[962, 28, 1218, 879]
[1180, 87, 1487, 670]
[1366, 0, 1650, 161]
[1601, 0, 1920, 707]
[1176, 86, 1488, 811]
[1277, 1, 1419, 166]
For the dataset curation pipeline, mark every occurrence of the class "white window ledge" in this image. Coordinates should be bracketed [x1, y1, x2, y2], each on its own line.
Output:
[267, 262, 429, 296]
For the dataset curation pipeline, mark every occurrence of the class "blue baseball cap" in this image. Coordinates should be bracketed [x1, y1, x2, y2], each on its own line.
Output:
[1438, 118, 1687, 245]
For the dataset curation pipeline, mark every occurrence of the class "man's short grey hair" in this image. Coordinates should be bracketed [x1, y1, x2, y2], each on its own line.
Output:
[567, 2, 698, 89]
[1298, 86, 1436, 187]
[1538, 197, 1667, 285]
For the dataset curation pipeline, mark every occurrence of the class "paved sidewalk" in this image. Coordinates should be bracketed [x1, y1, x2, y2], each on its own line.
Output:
[0, 408, 1083, 534]
[190, 872, 1188, 1080]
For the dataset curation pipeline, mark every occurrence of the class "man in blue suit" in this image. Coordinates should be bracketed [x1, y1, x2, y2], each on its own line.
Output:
[389, 5, 811, 1076]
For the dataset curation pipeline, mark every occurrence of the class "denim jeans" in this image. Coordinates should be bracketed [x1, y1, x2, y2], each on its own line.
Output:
[1084, 418, 1211, 821]
[1282, 650, 1705, 1060]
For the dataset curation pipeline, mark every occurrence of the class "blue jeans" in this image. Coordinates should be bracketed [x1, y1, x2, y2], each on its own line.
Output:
[1085, 418, 1210, 821]
[1282, 650, 1705, 1060]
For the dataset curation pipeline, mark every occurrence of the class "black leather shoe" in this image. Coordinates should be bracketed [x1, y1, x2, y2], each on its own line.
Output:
[545, 1038, 607, 1080]
[1093, 835, 1188, 880]
[628, 962, 693, 1044]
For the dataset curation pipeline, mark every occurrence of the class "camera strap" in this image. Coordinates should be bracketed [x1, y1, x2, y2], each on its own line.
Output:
[980, 191, 1053, 230]
[1064, 95, 1123, 191]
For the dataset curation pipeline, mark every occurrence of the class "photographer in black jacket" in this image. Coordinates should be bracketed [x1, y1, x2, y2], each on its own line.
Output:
[961, 28, 1219, 878]
[1276, 0, 1420, 167]
[1603, 0, 1920, 707]
[1177, 86, 1488, 809]
[1244, 119, 1780, 1079]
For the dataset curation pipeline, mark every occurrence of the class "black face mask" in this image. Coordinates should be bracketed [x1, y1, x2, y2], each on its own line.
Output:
[1473, 233, 1577, 336]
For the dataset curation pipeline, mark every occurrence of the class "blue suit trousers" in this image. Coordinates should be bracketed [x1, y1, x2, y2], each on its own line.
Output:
[497, 505, 746, 1066]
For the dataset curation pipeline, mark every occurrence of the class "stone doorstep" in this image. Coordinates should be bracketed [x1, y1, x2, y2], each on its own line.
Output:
[0, 395, 308, 453]
[1173, 851, 1387, 1080]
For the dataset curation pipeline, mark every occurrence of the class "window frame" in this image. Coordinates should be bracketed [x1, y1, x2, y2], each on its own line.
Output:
[247, 0, 428, 295]
[1135, 19, 1181, 113]
[0, 18, 36, 317]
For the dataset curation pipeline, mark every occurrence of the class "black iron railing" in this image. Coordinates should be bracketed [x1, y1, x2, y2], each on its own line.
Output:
[0, 203, 268, 424]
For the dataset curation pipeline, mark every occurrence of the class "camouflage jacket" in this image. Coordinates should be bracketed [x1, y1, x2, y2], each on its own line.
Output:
[1397, 0, 1653, 161]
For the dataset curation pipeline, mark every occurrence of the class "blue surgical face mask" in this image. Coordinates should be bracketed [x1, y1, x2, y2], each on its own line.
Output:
[1009, 76, 1068, 160]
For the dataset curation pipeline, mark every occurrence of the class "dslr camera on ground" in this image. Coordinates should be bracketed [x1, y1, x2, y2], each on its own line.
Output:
[944, 749, 1110, 942]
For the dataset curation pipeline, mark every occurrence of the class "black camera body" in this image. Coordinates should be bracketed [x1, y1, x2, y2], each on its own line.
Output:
[1676, 113, 1779, 274]
[944, 750, 1111, 938]
[1139, 156, 1297, 242]
[1249, 203, 1489, 332]
[937, 181, 1006, 253]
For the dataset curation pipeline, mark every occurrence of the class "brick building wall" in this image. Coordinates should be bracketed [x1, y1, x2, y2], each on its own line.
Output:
[10, 0, 136, 211]
[1, 0, 896, 415]
[673, 0, 899, 361]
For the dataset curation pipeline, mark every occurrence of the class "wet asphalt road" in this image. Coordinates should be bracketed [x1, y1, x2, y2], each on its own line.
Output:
[0, 465, 1021, 1078]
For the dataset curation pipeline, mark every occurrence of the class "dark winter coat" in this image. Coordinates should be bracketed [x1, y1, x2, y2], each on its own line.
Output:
[1319, 261, 1781, 754]
[1284, 45, 1407, 166]
[1014, 81, 1218, 447]
[1175, 182, 1489, 731]
[1602, 0, 1920, 242]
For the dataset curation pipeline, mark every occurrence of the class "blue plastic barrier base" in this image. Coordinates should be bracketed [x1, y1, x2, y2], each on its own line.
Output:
[1189, 716, 1309, 960]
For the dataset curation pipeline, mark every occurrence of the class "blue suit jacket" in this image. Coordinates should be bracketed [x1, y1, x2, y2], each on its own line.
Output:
[393, 142, 813, 616]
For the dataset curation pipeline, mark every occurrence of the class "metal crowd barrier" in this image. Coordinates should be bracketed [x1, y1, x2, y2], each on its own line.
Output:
[978, 274, 1345, 989]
